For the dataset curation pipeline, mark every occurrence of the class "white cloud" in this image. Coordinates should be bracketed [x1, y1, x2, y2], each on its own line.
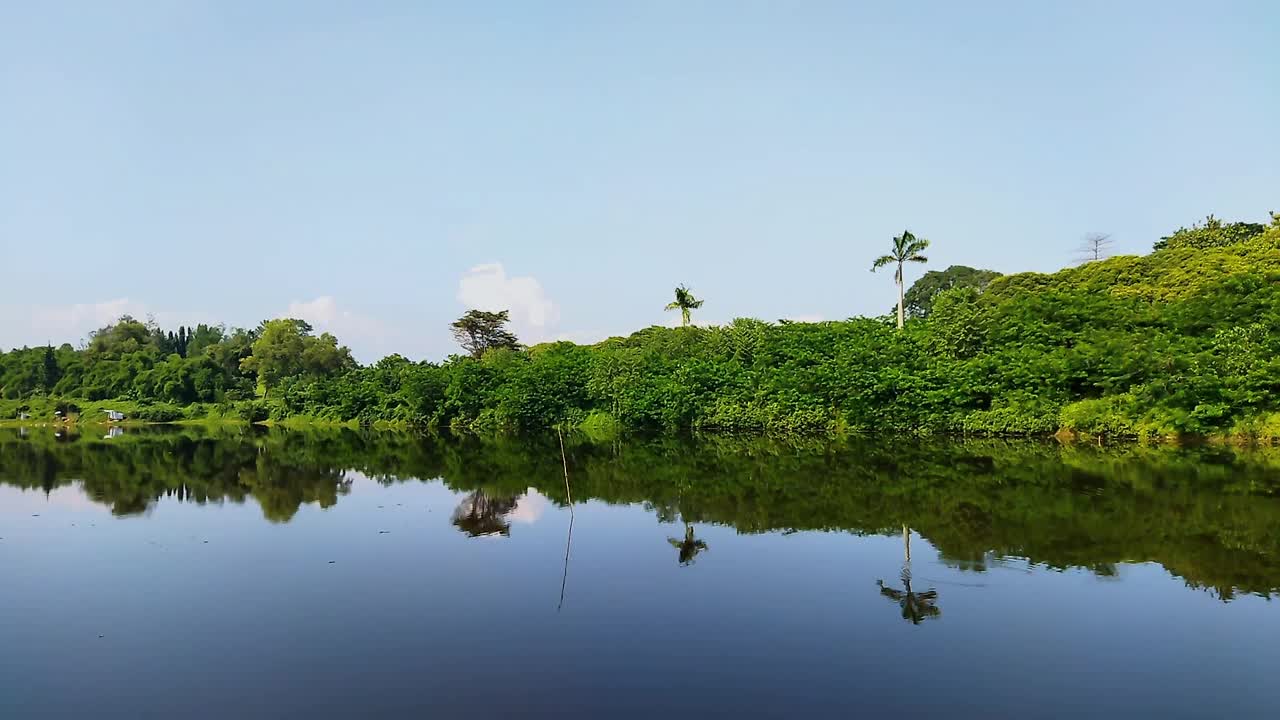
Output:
[0, 485, 110, 516]
[0, 295, 416, 363]
[285, 296, 368, 332]
[32, 298, 147, 331]
[283, 296, 395, 363]
[457, 263, 561, 343]
[0, 298, 151, 350]
[507, 489, 548, 525]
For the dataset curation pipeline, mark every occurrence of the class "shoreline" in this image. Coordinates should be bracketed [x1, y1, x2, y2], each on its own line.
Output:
[2, 416, 1277, 447]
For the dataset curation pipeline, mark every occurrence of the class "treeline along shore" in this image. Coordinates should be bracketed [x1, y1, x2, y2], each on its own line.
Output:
[3, 213, 1280, 441]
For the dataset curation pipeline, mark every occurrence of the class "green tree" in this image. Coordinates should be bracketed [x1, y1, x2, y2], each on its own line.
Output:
[240, 319, 354, 396]
[664, 285, 704, 327]
[41, 345, 61, 390]
[926, 287, 987, 359]
[186, 324, 227, 357]
[872, 230, 930, 329]
[451, 310, 521, 359]
[85, 316, 156, 359]
[903, 265, 1001, 319]
[1153, 214, 1266, 251]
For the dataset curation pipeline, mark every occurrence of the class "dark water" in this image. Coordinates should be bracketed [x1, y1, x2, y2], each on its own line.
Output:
[1, 427, 1278, 718]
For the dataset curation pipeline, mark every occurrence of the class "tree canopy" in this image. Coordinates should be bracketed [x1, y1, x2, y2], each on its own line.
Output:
[451, 310, 521, 359]
[1153, 214, 1271, 251]
[239, 319, 355, 396]
[902, 265, 1002, 319]
[4, 210, 1280, 441]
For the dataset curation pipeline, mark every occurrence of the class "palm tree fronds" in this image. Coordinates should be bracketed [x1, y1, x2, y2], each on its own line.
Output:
[665, 285, 703, 326]
[905, 238, 929, 255]
[874, 230, 931, 330]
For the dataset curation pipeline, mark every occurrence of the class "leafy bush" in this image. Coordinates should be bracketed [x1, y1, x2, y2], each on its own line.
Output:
[235, 401, 269, 424]
[131, 404, 185, 423]
[1059, 396, 1140, 438]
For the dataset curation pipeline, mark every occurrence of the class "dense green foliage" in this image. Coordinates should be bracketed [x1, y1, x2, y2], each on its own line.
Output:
[1, 317, 260, 405]
[1153, 214, 1273, 251]
[2, 212, 1278, 439]
[902, 265, 1002, 319]
[2, 427, 1278, 599]
[240, 319, 355, 396]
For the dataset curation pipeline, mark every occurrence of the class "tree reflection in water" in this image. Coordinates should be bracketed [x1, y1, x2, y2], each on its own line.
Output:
[451, 490, 520, 537]
[877, 526, 941, 625]
[3, 427, 1280, 600]
[668, 523, 708, 566]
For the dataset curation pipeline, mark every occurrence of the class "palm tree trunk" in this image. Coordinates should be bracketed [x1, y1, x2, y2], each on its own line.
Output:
[682, 308, 691, 327]
[896, 268, 906, 330]
[903, 524, 911, 563]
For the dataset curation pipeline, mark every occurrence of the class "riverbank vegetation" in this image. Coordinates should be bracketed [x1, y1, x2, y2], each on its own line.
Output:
[2, 212, 1278, 440]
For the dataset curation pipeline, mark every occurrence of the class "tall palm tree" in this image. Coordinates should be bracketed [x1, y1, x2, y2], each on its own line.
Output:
[665, 285, 704, 327]
[871, 230, 930, 329]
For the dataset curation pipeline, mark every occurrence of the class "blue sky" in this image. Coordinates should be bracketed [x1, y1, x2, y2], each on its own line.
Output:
[2, 1, 1277, 360]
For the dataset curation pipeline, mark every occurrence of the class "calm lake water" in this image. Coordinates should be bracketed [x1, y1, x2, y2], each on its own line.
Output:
[2, 427, 1278, 718]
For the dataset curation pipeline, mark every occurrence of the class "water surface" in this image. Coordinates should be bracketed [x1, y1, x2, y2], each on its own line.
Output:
[2, 427, 1278, 718]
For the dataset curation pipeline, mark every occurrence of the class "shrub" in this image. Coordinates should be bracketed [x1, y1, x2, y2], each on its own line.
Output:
[132, 404, 185, 423]
[235, 401, 269, 423]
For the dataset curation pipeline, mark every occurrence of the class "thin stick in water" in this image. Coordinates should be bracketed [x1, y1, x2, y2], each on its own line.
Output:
[558, 427, 573, 506]
[557, 427, 575, 612]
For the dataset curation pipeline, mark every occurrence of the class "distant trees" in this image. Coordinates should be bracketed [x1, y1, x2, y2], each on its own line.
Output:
[902, 265, 1001, 319]
[239, 319, 355, 396]
[451, 310, 521, 359]
[4, 210, 1280, 438]
[41, 346, 61, 390]
[665, 285, 704, 327]
[872, 230, 930, 329]
[1153, 214, 1269, 251]
[186, 324, 227, 357]
[85, 315, 154, 359]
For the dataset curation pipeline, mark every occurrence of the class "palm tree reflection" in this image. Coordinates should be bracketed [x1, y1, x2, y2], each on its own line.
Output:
[668, 522, 708, 566]
[451, 490, 519, 537]
[877, 525, 941, 625]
